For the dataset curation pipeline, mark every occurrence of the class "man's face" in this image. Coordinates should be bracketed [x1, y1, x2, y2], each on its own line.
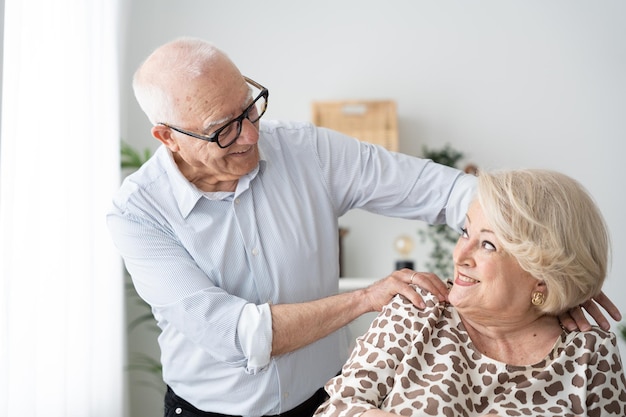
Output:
[154, 69, 261, 192]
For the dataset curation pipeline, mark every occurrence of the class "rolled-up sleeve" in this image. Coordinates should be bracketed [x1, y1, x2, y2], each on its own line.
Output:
[107, 208, 260, 367]
[237, 303, 273, 374]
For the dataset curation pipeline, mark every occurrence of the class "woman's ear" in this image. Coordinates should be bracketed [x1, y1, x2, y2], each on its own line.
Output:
[531, 281, 548, 306]
[152, 125, 180, 152]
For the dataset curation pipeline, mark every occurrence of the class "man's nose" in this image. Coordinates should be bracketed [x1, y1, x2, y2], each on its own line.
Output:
[235, 118, 259, 144]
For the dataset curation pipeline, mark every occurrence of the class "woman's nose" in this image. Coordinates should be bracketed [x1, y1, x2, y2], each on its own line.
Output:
[453, 239, 475, 266]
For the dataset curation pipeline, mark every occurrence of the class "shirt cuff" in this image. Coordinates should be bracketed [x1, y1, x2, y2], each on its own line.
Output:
[237, 303, 273, 374]
[445, 174, 477, 232]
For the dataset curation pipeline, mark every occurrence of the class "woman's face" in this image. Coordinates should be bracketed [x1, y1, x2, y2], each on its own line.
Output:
[448, 201, 542, 324]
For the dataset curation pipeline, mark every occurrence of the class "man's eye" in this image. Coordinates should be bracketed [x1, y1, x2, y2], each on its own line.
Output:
[217, 123, 236, 138]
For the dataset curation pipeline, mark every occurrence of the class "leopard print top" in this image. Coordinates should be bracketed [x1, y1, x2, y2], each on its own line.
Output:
[315, 289, 626, 417]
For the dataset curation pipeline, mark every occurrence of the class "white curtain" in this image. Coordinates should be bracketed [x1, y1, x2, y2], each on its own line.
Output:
[0, 1, 126, 416]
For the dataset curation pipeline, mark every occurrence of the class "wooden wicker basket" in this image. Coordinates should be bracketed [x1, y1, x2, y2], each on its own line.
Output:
[311, 100, 399, 152]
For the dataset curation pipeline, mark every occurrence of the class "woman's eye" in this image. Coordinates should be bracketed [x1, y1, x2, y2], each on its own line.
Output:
[460, 227, 469, 238]
[482, 240, 496, 251]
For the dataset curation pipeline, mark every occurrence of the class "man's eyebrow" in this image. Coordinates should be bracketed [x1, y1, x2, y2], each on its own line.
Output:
[201, 88, 254, 132]
[202, 116, 230, 132]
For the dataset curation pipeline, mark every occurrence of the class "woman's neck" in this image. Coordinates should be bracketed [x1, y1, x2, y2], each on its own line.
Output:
[460, 314, 563, 365]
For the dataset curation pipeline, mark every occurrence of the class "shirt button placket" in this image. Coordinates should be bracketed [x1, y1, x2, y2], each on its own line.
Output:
[233, 191, 273, 303]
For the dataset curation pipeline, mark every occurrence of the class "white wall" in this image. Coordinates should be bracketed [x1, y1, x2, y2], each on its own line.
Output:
[121, 1, 626, 415]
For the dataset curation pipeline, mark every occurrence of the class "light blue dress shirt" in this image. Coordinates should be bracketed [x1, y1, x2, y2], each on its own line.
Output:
[107, 120, 476, 416]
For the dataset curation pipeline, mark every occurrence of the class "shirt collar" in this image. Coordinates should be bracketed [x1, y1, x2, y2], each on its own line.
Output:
[159, 146, 266, 218]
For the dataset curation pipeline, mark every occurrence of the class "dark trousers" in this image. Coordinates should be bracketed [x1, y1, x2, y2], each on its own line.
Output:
[164, 386, 328, 417]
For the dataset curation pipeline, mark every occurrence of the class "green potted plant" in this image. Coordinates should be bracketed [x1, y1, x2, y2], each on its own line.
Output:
[121, 141, 153, 170]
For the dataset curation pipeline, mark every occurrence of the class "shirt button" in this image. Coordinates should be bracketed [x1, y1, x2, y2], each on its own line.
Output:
[175, 407, 182, 414]
[252, 248, 259, 256]
[235, 198, 241, 204]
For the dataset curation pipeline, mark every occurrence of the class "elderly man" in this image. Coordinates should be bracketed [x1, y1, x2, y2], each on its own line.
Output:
[107, 37, 619, 417]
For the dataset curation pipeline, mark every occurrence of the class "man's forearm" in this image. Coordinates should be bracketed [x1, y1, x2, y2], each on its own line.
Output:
[269, 269, 449, 356]
[270, 289, 370, 356]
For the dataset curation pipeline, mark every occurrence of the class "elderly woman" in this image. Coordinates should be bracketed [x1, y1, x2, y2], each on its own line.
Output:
[315, 169, 626, 417]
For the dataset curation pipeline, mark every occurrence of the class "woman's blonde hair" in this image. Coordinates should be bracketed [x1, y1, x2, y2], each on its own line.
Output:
[477, 169, 610, 314]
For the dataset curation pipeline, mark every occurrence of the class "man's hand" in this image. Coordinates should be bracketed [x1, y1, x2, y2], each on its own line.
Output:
[270, 269, 449, 356]
[558, 291, 622, 331]
[362, 269, 449, 312]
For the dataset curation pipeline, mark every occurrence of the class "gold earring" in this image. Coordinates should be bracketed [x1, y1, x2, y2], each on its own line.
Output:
[531, 291, 545, 306]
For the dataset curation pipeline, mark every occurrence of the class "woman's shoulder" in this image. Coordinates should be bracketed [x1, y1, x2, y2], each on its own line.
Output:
[561, 326, 621, 355]
[565, 326, 617, 341]
[386, 286, 448, 320]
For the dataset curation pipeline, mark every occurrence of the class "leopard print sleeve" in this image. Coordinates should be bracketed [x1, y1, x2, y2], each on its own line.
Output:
[573, 329, 626, 416]
[314, 288, 442, 417]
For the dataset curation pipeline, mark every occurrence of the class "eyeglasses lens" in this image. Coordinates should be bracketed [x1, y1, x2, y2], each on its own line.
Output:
[216, 92, 267, 147]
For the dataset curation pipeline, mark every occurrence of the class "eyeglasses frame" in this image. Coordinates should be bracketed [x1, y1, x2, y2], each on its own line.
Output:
[159, 77, 269, 149]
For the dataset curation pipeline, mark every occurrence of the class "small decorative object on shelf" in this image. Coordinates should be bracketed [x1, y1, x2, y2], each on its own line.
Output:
[394, 234, 415, 270]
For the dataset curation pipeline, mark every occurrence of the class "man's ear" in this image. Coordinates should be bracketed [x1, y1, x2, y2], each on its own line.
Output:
[152, 125, 180, 152]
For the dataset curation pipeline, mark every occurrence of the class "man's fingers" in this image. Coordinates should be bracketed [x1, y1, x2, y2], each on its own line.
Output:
[402, 270, 448, 302]
[399, 285, 426, 309]
[562, 306, 592, 332]
[580, 300, 609, 331]
[558, 312, 577, 332]
[365, 270, 449, 312]
[593, 291, 622, 321]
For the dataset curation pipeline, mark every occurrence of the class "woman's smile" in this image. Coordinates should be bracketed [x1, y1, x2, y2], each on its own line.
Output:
[455, 272, 480, 286]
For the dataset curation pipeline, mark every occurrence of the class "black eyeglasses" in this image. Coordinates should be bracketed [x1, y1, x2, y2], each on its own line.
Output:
[159, 77, 269, 149]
